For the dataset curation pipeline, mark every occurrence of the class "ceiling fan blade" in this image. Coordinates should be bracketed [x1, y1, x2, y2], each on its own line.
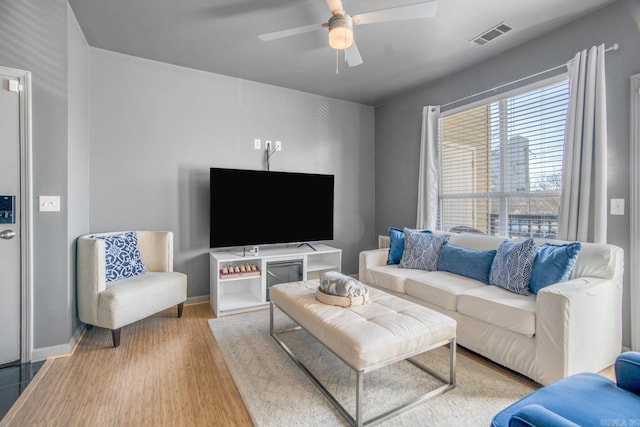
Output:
[258, 23, 325, 42]
[346, 42, 363, 67]
[326, 0, 344, 13]
[352, 1, 437, 26]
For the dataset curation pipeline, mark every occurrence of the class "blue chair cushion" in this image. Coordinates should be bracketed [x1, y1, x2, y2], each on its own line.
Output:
[437, 243, 496, 284]
[529, 242, 581, 294]
[386, 227, 431, 265]
[491, 372, 640, 427]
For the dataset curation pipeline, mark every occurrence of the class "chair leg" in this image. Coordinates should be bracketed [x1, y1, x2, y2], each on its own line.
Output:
[177, 302, 184, 318]
[111, 328, 121, 347]
[86, 324, 93, 330]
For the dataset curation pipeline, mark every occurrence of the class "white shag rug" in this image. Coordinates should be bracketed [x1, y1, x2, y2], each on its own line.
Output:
[208, 308, 533, 426]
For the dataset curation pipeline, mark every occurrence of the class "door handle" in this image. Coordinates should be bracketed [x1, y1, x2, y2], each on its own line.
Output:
[0, 230, 16, 239]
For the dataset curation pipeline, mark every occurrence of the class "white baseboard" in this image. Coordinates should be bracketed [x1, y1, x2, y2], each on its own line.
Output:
[30, 324, 84, 362]
[186, 295, 209, 304]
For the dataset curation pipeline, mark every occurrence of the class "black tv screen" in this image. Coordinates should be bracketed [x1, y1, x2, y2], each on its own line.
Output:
[210, 168, 334, 248]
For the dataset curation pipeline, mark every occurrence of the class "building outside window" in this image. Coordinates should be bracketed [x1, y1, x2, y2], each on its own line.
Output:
[438, 78, 569, 238]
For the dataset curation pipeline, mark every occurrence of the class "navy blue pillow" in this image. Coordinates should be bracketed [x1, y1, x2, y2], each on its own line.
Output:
[437, 243, 497, 284]
[93, 232, 148, 282]
[387, 227, 432, 265]
[529, 242, 582, 293]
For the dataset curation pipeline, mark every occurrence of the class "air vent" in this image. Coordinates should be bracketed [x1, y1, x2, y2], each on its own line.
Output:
[471, 22, 512, 46]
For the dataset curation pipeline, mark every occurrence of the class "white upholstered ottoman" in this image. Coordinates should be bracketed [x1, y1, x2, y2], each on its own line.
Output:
[269, 280, 457, 427]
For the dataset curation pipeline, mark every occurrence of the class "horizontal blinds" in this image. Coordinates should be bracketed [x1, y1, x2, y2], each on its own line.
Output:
[439, 80, 569, 237]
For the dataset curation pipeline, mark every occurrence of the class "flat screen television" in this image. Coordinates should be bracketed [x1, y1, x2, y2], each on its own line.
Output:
[210, 168, 334, 248]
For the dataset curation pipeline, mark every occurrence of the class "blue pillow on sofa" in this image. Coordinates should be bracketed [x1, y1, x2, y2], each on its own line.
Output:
[437, 243, 497, 284]
[399, 228, 449, 271]
[387, 227, 432, 265]
[489, 238, 537, 295]
[529, 242, 582, 294]
[93, 232, 148, 282]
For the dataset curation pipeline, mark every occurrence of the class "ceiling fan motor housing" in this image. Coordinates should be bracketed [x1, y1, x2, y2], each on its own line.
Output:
[328, 12, 354, 50]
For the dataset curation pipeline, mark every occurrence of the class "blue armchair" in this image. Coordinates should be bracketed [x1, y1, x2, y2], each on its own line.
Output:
[492, 352, 640, 427]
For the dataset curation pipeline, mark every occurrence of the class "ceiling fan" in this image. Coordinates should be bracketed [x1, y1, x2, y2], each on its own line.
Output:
[258, 0, 438, 68]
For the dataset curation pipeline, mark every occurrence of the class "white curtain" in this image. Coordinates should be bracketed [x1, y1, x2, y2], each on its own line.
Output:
[416, 105, 440, 230]
[558, 44, 608, 243]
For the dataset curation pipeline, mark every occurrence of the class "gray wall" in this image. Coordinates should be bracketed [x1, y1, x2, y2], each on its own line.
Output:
[374, 0, 640, 348]
[88, 48, 375, 298]
[0, 0, 72, 350]
[67, 3, 90, 336]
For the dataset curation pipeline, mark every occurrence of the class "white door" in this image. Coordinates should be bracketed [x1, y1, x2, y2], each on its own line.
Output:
[0, 72, 22, 365]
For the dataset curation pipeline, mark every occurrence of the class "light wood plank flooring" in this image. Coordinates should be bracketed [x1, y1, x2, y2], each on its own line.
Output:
[1, 303, 253, 426]
[0, 302, 614, 426]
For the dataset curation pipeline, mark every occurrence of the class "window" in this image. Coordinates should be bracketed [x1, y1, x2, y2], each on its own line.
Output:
[438, 78, 569, 238]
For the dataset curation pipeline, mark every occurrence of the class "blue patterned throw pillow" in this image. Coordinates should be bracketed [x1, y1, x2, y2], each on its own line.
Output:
[529, 242, 582, 293]
[93, 232, 148, 282]
[489, 238, 537, 295]
[399, 228, 450, 271]
[387, 227, 432, 265]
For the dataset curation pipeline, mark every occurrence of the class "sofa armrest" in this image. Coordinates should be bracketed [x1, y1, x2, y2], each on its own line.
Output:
[358, 249, 389, 284]
[508, 404, 580, 427]
[77, 236, 107, 325]
[535, 276, 622, 384]
[615, 352, 640, 395]
[137, 231, 174, 272]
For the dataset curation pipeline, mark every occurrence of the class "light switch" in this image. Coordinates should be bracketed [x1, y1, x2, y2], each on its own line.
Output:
[39, 196, 60, 212]
[610, 198, 624, 216]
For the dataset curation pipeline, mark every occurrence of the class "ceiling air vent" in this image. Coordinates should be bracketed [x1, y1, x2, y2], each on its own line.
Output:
[471, 22, 512, 46]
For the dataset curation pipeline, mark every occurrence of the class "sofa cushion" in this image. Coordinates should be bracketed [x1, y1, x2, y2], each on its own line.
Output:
[457, 285, 537, 337]
[437, 243, 497, 284]
[489, 238, 537, 296]
[365, 264, 425, 293]
[98, 271, 187, 329]
[387, 227, 431, 265]
[406, 271, 485, 311]
[399, 228, 450, 271]
[530, 242, 582, 294]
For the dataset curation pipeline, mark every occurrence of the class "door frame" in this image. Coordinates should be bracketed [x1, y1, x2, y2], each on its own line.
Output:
[1, 66, 33, 363]
[631, 73, 640, 351]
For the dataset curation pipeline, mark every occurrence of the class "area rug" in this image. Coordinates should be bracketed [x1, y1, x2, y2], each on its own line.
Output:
[208, 309, 534, 426]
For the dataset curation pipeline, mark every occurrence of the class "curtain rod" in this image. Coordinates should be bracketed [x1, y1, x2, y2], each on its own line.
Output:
[440, 43, 619, 110]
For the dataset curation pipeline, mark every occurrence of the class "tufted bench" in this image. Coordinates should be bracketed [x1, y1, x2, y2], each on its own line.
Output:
[269, 280, 457, 427]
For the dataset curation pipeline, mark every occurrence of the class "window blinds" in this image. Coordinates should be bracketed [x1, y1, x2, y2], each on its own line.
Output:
[439, 80, 569, 238]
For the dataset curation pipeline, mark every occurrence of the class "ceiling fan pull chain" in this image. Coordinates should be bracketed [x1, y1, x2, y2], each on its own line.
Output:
[336, 49, 339, 75]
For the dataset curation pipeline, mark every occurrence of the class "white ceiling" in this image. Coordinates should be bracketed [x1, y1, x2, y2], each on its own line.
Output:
[69, 0, 614, 106]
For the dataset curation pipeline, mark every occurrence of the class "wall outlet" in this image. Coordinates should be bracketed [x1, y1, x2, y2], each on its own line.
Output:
[275, 141, 282, 151]
[254, 139, 261, 150]
[265, 140, 272, 151]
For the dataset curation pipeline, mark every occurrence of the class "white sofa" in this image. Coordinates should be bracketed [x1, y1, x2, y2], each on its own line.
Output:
[359, 232, 624, 385]
[77, 231, 187, 347]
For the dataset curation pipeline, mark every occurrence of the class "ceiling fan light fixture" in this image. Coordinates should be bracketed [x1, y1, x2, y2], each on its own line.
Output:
[328, 13, 354, 50]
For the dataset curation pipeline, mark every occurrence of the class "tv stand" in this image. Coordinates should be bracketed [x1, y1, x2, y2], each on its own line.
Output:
[210, 244, 341, 317]
[296, 242, 317, 251]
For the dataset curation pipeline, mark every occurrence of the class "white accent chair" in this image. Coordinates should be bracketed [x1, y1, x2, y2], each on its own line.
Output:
[77, 231, 187, 347]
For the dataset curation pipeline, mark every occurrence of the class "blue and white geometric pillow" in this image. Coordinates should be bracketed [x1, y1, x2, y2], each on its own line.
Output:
[399, 228, 450, 271]
[93, 232, 148, 282]
[489, 238, 537, 295]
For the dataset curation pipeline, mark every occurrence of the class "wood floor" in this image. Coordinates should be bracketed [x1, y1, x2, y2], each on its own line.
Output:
[0, 303, 253, 427]
[0, 302, 614, 426]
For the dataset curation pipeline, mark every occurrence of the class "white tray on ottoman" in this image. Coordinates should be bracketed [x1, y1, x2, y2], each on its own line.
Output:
[269, 280, 457, 427]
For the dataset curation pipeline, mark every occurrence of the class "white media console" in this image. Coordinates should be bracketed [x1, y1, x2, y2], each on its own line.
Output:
[209, 244, 342, 317]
